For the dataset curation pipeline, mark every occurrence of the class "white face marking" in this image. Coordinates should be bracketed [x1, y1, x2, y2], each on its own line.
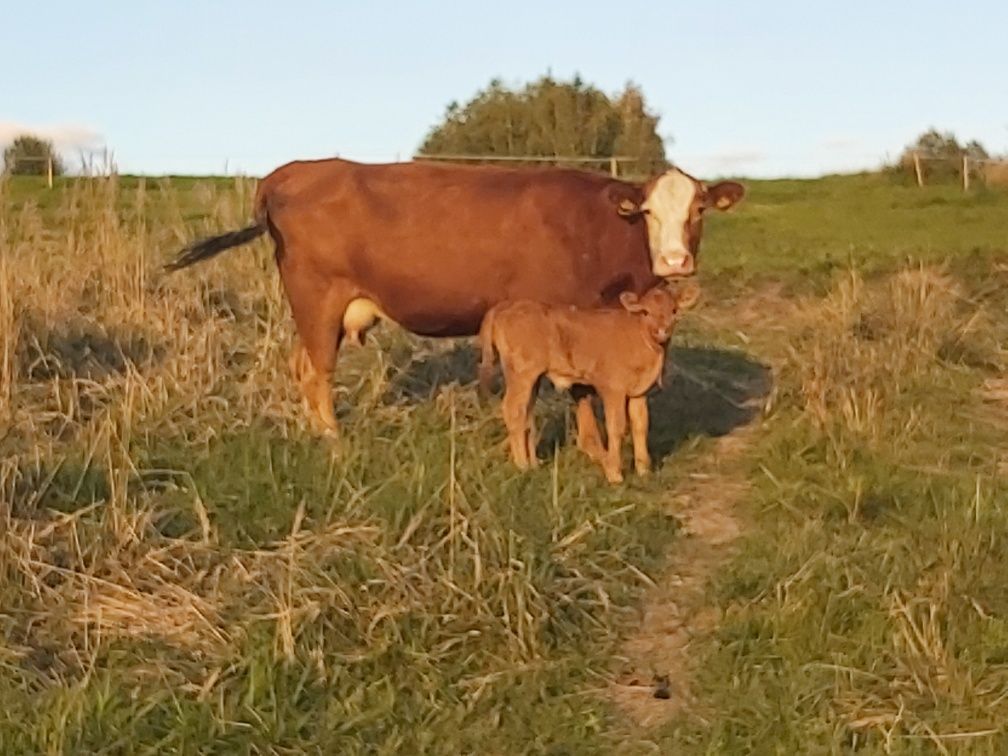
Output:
[641, 169, 700, 277]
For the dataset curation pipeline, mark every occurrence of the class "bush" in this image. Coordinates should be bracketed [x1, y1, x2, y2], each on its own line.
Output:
[419, 75, 668, 178]
[894, 129, 988, 184]
[3, 134, 64, 176]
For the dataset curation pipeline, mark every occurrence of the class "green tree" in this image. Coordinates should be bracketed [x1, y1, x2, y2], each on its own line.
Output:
[419, 75, 668, 177]
[612, 84, 667, 176]
[3, 134, 64, 176]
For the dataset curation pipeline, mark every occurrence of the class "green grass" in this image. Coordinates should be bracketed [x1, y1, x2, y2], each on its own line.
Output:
[703, 172, 1008, 295]
[3, 170, 1008, 753]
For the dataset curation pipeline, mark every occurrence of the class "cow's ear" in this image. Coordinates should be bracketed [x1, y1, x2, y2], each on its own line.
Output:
[705, 181, 745, 211]
[620, 291, 645, 313]
[676, 282, 701, 311]
[616, 198, 641, 217]
[607, 186, 645, 218]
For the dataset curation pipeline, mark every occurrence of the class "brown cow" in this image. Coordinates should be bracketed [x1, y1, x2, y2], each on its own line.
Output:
[166, 159, 742, 443]
[478, 282, 700, 483]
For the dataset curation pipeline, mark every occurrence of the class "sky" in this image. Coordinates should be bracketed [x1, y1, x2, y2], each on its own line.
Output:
[2, 1, 1006, 179]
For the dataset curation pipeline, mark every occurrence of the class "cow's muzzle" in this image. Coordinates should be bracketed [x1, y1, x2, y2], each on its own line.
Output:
[654, 252, 695, 278]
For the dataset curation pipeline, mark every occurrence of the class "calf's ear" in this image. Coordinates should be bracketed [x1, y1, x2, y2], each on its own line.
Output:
[620, 291, 645, 313]
[705, 181, 745, 211]
[676, 282, 701, 311]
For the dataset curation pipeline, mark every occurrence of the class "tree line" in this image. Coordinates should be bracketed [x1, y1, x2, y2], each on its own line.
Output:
[5, 80, 1002, 186]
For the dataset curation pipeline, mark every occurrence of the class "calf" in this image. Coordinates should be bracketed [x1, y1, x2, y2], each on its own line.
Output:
[479, 283, 700, 483]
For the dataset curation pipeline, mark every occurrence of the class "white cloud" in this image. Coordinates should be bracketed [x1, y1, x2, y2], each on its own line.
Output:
[0, 121, 105, 155]
[701, 149, 767, 168]
[819, 136, 863, 152]
[674, 148, 767, 177]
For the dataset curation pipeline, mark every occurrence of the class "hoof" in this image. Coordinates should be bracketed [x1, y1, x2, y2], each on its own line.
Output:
[510, 451, 531, 470]
[578, 446, 604, 464]
[309, 411, 340, 439]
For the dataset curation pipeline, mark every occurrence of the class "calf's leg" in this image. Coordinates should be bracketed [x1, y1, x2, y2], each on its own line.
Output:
[571, 385, 604, 462]
[628, 396, 651, 476]
[599, 389, 628, 484]
[501, 368, 538, 469]
[525, 379, 540, 466]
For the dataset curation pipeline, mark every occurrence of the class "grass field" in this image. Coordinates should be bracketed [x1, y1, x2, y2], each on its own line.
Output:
[2, 170, 1008, 753]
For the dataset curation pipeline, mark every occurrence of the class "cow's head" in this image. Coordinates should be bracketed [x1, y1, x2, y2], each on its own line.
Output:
[619, 168, 745, 278]
[620, 280, 701, 344]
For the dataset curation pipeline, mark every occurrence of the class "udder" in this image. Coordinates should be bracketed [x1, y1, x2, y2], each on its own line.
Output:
[343, 298, 385, 345]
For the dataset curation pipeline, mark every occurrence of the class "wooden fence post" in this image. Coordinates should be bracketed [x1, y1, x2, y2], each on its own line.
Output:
[609, 157, 618, 177]
[46, 155, 53, 189]
[962, 155, 969, 192]
[913, 151, 923, 187]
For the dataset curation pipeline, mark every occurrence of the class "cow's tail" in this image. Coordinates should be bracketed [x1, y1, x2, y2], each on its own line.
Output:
[164, 191, 269, 272]
[477, 309, 498, 396]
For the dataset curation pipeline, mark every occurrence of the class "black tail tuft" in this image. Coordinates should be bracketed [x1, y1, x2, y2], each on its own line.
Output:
[164, 223, 267, 272]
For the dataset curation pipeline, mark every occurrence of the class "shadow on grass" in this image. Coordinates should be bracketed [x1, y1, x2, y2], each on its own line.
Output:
[384, 340, 479, 402]
[386, 339, 772, 463]
[648, 346, 771, 461]
[17, 311, 165, 381]
[531, 346, 771, 463]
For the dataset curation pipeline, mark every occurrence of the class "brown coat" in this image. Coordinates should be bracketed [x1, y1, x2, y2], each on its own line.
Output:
[479, 283, 700, 483]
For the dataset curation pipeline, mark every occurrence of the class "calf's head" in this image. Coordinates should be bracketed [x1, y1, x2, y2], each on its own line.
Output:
[619, 282, 700, 344]
[621, 168, 745, 278]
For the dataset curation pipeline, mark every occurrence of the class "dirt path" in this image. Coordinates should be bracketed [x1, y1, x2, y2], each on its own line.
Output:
[602, 287, 783, 727]
[609, 423, 758, 726]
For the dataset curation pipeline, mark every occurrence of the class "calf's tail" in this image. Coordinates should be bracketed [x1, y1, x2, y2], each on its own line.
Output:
[477, 309, 498, 395]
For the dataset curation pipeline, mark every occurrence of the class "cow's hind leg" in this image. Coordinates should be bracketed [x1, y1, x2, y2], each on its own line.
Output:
[288, 338, 312, 414]
[280, 271, 355, 434]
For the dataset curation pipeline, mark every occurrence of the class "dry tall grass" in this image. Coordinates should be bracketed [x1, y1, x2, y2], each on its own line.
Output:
[789, 266, 1001, 440]
[1, 176, 689, 752]
[3, 176, 298, 685]
[982, 160, 1008, 188]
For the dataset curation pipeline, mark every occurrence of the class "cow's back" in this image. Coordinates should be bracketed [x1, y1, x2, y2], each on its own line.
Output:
[259, 159, 657, 337]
